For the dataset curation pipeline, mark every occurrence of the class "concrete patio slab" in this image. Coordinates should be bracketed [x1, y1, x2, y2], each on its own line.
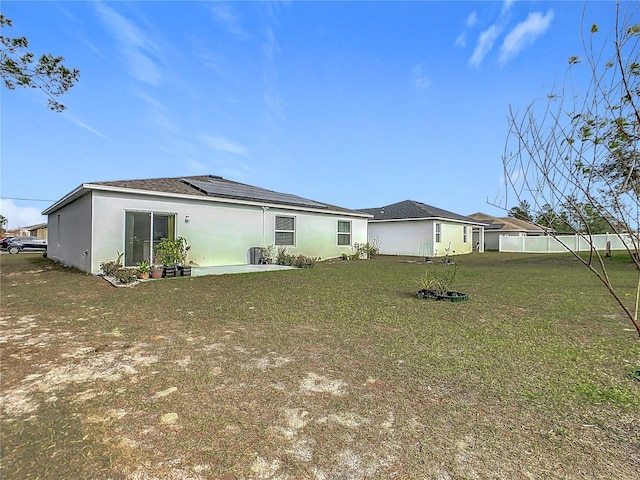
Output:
[190, 264, 295, 277]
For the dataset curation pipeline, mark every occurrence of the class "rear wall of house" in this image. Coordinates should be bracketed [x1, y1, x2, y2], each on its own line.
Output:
[368, 220, 473, 257]
[368, 221, 435, 256]
[89, 191, 367, 274]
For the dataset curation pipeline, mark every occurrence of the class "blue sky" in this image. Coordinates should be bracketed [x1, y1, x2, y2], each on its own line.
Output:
[0, 0, 625, 229]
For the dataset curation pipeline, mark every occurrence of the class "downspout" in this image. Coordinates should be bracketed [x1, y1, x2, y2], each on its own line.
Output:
[262, 206, 269, 246]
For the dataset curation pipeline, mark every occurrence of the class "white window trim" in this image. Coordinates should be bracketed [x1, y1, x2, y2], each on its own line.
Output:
[435, 222, 442, 243]
[275, 215, 296, 246]
[337, 220, 352, 246]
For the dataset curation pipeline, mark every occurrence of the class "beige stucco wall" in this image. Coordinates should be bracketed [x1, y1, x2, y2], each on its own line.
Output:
[368, 219, 474, 257]
[53, 190, 368, 274]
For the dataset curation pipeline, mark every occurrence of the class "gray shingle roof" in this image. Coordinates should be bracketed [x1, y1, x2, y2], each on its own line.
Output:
[182, 177, 327, 209]
[85, 175, 361, 214]
[467, 212, 546, 232]
[360, 200, 481, 223]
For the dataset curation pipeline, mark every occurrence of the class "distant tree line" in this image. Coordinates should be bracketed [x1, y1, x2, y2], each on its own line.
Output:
[508, 199, 624, 235]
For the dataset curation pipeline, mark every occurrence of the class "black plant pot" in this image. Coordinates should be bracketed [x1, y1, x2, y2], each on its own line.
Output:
[416, 289, 469, 302]
[178, 265, 192, 277]
[163, 265, 176, 278]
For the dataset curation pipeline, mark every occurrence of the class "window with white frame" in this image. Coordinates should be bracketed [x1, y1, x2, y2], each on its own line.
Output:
[337, 220, 352, 246]
[463, 226, 468, 243]
[435, 222, 441, 243]
[275, 216, 295, 245]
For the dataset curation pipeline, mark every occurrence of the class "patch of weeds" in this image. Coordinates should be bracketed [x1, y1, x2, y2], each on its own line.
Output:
[572, 380, 639, 407]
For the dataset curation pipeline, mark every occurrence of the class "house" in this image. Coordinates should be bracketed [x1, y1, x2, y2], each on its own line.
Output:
[467, 212, 546, 250]
[360, 200, 485, 257]
[24, 223, 48, 239]
[42, 175, 371, 274]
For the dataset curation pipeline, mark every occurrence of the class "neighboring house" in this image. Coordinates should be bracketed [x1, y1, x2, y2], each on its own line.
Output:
[42, 175, 371, 274]
[467, 212, 546, 250]
[360, 200, 485, 257]
[24, 223, 48, 239]
[4, 228, 29, 237]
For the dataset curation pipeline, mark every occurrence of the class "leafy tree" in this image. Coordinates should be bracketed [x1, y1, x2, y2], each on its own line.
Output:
[564, 201, 621, 234]
[508, 200, 533, 221]
[500, 1, 640, 337]
[0, 214, 7, 235]
[534, 204, 573, 233]
[0, 15, 79, 111]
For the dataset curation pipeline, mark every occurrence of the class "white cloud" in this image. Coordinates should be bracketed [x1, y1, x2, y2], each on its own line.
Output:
[470, 25, 501, 67]
[502, 0, 515, 16]
[95, 2, 162, 85]
[201, 135, 248, 156]
[64, 114, 107, 138]
[411, 63, 430, 91]
[262, 26, 286, 127]
[499, 10, 554, 64]
[137, 92, 177, 132]
[466, 12, 478, 27]
[455, 12, 478, 48]
[209, 4, 249, 40]
[0, 200, 47, 230]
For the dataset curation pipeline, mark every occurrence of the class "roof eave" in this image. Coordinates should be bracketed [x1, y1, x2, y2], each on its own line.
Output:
[369, 216, 486, 226]
[43, 183, 372, 218]
[42, 184, 90, 215]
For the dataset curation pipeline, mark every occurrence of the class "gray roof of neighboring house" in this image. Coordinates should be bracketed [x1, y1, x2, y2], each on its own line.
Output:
[360, 200, 484, 224]
[467, 212, 546, 232]
[43, 175, 369, 216]
[23, 223, 48, 230]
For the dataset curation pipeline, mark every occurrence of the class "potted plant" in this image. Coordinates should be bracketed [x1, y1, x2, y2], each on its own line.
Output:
[260, 244, 275, 264]
[155, 238, 180, 277]
[415, 255, 468, 302]
[176, 237, 192, 276]
[150, 264, 163, 279]
[136, 260, 150, 280]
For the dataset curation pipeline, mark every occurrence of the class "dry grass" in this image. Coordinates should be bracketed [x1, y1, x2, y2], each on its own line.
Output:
[1, 251, 639, 479]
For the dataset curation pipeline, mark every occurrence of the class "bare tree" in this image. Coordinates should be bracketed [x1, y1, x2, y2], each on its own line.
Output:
[499, 1, 640, 337]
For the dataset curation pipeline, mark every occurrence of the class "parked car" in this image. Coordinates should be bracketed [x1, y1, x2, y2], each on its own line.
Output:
[0, 236, 15, 250]
[3, 236, 48, 254]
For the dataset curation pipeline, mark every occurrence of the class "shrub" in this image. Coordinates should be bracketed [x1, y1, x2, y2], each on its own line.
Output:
[100, 251, 123, 276]
[261, 244, 275, 263]
[276, 246, 295, 266]
[353, 240, 380, 259]
[276, 247, 315, 268]
[293, 255, 315, 268]
[417, 257, 458, 294]
[114, 267, 138, 284]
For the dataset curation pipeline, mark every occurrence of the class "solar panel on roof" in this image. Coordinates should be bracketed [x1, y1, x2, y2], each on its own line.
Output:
[182, 178, 327, 209]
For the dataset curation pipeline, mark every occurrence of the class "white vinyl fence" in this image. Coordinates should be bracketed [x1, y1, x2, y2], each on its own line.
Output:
[499, 233, 636, 253]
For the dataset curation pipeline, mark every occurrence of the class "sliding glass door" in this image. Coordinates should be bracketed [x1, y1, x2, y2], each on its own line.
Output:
[124, 212, 175, 266]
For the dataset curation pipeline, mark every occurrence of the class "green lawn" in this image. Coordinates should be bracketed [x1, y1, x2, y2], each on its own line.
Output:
[1, 252, 639, 479]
